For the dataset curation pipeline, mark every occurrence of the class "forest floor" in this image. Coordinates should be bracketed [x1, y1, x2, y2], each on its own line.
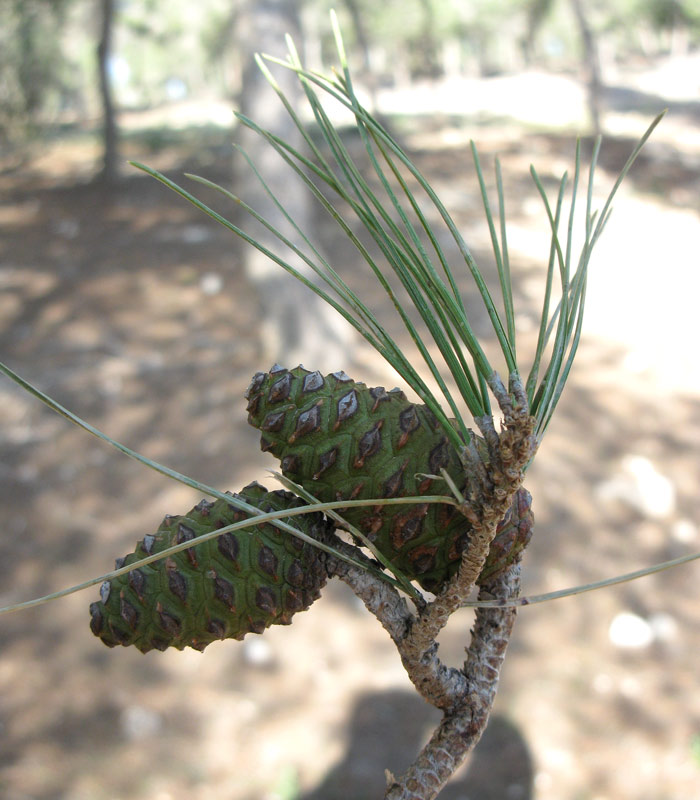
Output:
[1, 58, 700, 800]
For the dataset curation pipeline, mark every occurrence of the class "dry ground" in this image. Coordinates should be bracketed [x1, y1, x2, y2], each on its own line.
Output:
[1, 62, 700, 800]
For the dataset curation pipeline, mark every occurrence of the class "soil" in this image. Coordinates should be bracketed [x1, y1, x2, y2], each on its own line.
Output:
[1, 63, 700, 800]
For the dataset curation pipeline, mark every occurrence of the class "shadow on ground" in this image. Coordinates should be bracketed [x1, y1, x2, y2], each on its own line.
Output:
[301, 689, 533, 800]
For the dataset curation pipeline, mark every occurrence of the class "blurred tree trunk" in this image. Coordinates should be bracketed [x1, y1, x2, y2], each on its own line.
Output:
[96, 0, 118, 183]
[233, 0, 354, 373]
[570, 0, 602, 135]
[410, 0, 441, 79]
[520, 0, 555, 65]
[341, 0, 372, 73]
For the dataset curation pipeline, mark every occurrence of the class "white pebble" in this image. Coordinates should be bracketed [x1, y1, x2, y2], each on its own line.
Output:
[119, 704, 162, 740]
[200, 272, 223, 295]
[595, 455, 676, 518]
[242, 636, 274, 666]
[181, 224, 211, 244]
[672, 518, 698, 544]
[648, 612, 679, 643]
[608, 611, 654, 649]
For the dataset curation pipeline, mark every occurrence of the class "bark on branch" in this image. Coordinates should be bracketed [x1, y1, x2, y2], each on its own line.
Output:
[327, 540, 470, 711]
[400, 381, 535, 680]
[328, 379, 536, 799]
[326, 538, 414, 644]
[384, 563, 522, 800]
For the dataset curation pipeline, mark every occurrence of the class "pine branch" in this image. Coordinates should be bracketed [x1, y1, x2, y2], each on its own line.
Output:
[385, 562, 522, 800]
[326, 538, 414, 644]
[326, 379, 535, 796]
[400, 377, 535, 664]
[327, 539, 469, 711]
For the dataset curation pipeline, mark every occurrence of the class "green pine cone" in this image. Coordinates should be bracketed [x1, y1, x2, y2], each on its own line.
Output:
[89, 483, 332, 653]
[246, 365, 532, 591]
[478, 484, 533, 584]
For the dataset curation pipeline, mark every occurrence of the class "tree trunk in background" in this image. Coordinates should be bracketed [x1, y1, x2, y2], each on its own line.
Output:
[341, 0, 372, 74]
[233, 0, 355, 373]
[413, 0, 441, 79]
[520, 0, 555, 65]
[97, 0, 118, 183]
[570, 0, 602, 135]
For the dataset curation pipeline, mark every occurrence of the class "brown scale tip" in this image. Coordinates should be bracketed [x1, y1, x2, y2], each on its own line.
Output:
[217, 531, 240, 563]
[397, 406, 421, 448]
[208, 619, 227, 639]
[288, 402, 322, 443]
[119, 596, 139, 630]
[257, 545, 279, 578]
[167, 570, 188, 603]
[268, 372, 293, 403]
[245, 372, 267, 399]
[128, 569, 147, 602]
[89, 602, 104, 636]
[334, 389, 359, 429]
[353, 421, 383, 468]
[383, 461, 408, 498]
[389, 503, 428, 549]
[255, 586, 277, 615]
[368, 386, 390, 411]
[313, 447, 338, 480]
[407, 545, 438, 577]
[302, 371, 324, 393]
[157, 607, 182, 637]
[285, 589, 305, 612]
[262, 409, 287, 432]
[213, 575, 236, 610]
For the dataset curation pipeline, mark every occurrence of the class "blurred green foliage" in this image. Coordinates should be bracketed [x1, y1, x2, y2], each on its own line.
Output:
[0, 0, 74, 147]
[691, 732, 700, 768]
[1, 0, 698, 156]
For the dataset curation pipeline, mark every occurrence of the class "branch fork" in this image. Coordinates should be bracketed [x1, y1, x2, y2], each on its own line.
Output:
[328, 383, 536, 799]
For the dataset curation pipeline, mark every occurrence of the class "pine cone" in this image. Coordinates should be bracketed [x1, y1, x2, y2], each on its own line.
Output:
[89, 483, 332, 653]
[246, 366, 533, 591]
[479, 484, 533, 583]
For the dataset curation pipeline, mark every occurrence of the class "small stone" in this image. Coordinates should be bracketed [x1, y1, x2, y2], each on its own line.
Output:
[199, 271, 222, 295]
[119, 705, 162, 741]
[648, 612, 679, 643]
[608, 611, 653, 649]
[242, 637, 274, 666]
[596, 455, 676, 518]
[671, 518, 698, 544]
